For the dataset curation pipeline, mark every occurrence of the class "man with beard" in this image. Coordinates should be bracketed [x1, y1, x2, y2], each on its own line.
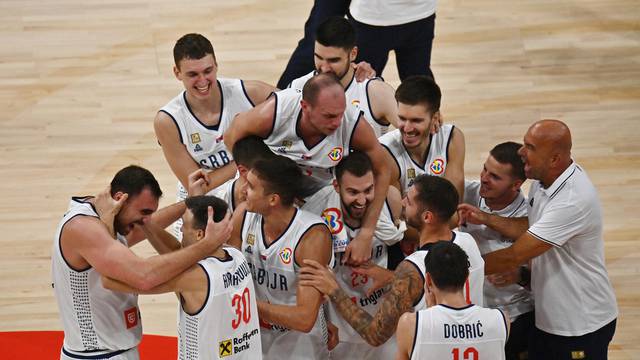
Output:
[225, 73, 392, 266]
[459, 141, 534, 360]
[227, 156, 334, 360]
[51, 165, 231, 360]
[379, 75, 465, 199]
[287, 16, 400, 137]
[300, 175, 483, 348]
[300, 150, 405, 359]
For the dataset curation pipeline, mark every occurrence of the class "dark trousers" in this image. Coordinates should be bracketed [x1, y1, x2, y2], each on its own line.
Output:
[276, 0, 350, 89]
[349, 14, 436, 80]
[529, 319, 617, 360]
[506, 311, 535, 360]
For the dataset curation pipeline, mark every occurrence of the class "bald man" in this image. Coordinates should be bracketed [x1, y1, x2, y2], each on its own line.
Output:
[458, 120, 618, 359]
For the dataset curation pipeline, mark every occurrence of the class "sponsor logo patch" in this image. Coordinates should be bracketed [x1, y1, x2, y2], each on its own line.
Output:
[328, 147, 343, 162]
[430, 158, 445, 175]
[219, 339, 232, 357]
[194, 144, 203, 152]
[321, 208, 344, 235]
[190, 133, 201, 144]
[407, 168, 416, 179]
[124, 307, 138, 329]
[247, 233, 255, 246]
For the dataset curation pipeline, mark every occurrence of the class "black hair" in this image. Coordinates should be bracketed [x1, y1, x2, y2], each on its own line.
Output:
[412, 175, 458, 222]
[424, 241, 470, 292]
[251, 156, 303, 206]
[173, 33, 216, 68]
[315, 16, 356, 51]
[489, 141, 526, 181]
[232, 135, 277, 168]
[335, 150, 372, 182]
[110, 165, 162, 199]
[302, 72, 342, 106]
[395, 75, 441, 114]
[184, 195, 228, 230]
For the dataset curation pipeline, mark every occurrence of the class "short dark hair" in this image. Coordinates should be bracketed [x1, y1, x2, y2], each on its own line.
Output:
[252, 156, 303, 206]
[412, 175, 458, 222]
[395, 75, 441, 114]
[184, 195, 228, 230]
[335, 150, 372, 182]
[424, 241, 470, 292]
[173, 33, 216, 68]
[315, 16, 356, 51]
[232, 135, 277, 168]
[110, 165, 162, 199]
[302, 72, 343, 106]
[489, 141, 525, 181]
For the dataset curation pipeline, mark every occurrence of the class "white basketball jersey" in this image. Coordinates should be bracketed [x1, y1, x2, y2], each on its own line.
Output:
[240, 209, 331, 360]
[411, 305, 507, 360]
[404, 232, 485, 311]
[52, 197, 142, 357]
[379, 125, 454, 195]
[177, 247, 261, 360]
[264, 88, 361, 191]
[289, 71, 389, 137]
[211, 178, 239, 213]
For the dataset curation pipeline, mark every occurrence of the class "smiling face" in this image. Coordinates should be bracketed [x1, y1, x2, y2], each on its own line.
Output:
[174, 54, 218, 99]
[114, 188, 159, 235]
[336, 170, 374, 220]
[518, 127, 549, 181]
[397, 102, 438, 149]
[479, 155, 520, 200]
[401, 186, 425, 230]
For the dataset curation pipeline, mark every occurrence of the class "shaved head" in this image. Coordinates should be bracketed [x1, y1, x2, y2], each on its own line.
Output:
[302, 72, 344, 106]
[528, 119, 572, 156]
[519, 119, 573, 187]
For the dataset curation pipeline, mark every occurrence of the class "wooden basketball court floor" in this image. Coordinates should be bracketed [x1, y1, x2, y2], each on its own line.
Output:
[0, 0, 638, 357]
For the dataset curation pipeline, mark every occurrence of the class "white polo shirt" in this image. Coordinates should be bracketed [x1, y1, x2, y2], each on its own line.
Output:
[527, 161, 617, 336]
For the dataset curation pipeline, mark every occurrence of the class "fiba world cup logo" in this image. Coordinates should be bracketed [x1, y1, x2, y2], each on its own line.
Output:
[328, 147, 343, 162]
[430, 158, 445, 175]
[322, 208, 344, 234]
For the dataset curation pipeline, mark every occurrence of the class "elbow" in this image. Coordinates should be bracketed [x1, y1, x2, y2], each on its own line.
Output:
[298, 318, 316, 333]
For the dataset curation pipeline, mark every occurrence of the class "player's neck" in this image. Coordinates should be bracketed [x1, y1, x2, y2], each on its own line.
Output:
[484, 190, 519, 211]
[233, 178, 246, 205]
[407, 136, 431, 165]
[262, 206, 297, 245]
[340, 69, 355, 89]
[298, 114, 325, 144]
[436, 290, 469, 308]
[341, 207, 361, 229]
[184, 84, 222, 120]
[211, 246, 227, 260]
[418, 224, 453, 247]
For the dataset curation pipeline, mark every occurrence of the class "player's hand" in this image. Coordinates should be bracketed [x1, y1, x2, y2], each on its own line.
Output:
[343, 230, 373, 266]
[327, 321, 339, 351]
[353, 61, 376, 82]
[188, 169, 210, 196]
[457, 203, 489, 227]
[352, 263, 394, 297]
[487, 268, 520, 288]
[202, 207, 232, 252]
[299, 259, 339, 296]
[94, 186, 128, 237]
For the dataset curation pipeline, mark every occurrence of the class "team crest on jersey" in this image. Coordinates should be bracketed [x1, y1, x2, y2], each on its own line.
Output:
[190, 133, 201, 144]
[193, 144, 203, 152]
[407, 168, 416, 179]
[246, 233, 255, 246]
[279, 247, 293, 265]
[430, 158, 445, 175]
[322, 207, 344, 235]
[219, 339, 232, 357]
[351, 99, 360, 107]
[328, 147, 343, 162]
[123, 307, 138, 329]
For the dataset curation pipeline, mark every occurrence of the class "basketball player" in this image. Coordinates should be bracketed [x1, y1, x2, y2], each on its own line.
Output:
[154, 33, 275, 237]
[395, 241, 509, 360]
[51, 165, 231, 360]
[458, 120, 618, 359]
[225, 73, 392, 265]
[459, 141, 534, 360]
[300, 175, 483, 347]
[287, 16, 400, 137]
[227, 156, 333, 360]
[379, 75, 465, 199]
[103, 196, 261, 360]
[300, 150, 405, 359]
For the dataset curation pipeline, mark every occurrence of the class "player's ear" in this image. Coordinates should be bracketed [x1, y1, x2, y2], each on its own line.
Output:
[173, 65, 181, 80]
[114, 191, 126, 201]
[350, 46, 358, 62]
[237, 164, 248, 178]
[332, 179, 340, 193]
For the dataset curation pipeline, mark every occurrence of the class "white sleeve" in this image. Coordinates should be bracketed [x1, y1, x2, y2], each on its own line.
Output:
[527, 202, 587, 247]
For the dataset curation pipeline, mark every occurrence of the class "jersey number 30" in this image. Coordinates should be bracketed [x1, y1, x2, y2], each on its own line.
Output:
[452, 347, 478, 360]
[231, 287, 251, 329]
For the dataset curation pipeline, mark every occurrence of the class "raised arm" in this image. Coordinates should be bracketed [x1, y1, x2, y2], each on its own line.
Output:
[457, 203, 529, 240]
[445, 126, 465, 202]
[227, 204, 248, 250]
[224, 96, 277, 152]
[367, 80, 399, 129]
[257, 224, 332, 332]
[102, 263, 206, 295]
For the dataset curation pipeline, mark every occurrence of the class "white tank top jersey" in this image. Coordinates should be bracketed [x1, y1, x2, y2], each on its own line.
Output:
[51, 197, 142, 359]
[177, 247, 261, 360]
[289, 71, 389, 137]
[379, 124, 454, 195]
[264, 88, 362, 192]
[211, 177, 239, 213]
[410, 304, 508, 360]
[404, 231, 485, 311]
[161, 78, 253, 239]
[240, 208, 333, 360]
[350, 0, 437, 26]
[461, 180, 533, 321]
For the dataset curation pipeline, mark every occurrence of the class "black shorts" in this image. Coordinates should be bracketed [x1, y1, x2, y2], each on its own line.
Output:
[529, 319, 616, 360]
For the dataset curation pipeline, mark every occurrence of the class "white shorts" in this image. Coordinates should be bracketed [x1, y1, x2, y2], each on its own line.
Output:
[60, 346, 139, 360]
